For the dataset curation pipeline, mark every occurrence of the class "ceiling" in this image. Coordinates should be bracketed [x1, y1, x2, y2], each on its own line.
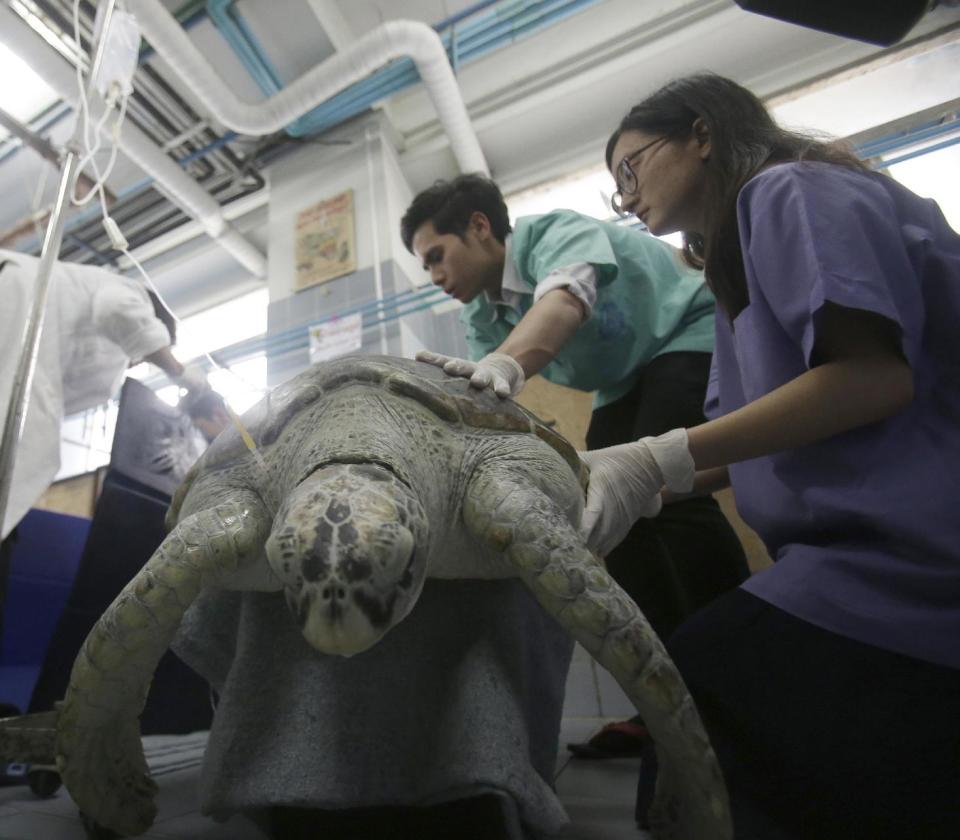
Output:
[0, 0, 957, 315]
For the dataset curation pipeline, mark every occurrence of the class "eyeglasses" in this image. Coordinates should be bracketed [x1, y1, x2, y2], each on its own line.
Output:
[611, 137, 666, 217]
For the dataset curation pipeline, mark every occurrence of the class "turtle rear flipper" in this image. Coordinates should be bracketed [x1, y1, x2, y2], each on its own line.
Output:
[463, 462, 732, 840]
[56, 495, 271, 836]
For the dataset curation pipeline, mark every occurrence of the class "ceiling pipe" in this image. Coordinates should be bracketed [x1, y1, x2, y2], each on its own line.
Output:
[0, 104, 114, 203]
[126, 0, 490, 175]
[204, 0, 602, 139]
[0, 3, 266, 278]
[0, 104, 118, 249]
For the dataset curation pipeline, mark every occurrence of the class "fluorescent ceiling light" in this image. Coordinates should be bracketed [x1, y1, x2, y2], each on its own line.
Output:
[0, 41, 59, 140]
[769, 41, 959, 139]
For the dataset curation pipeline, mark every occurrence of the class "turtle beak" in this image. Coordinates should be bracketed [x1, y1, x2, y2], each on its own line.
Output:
[283, 585, 389, 657]
[265, 464, 427, 656]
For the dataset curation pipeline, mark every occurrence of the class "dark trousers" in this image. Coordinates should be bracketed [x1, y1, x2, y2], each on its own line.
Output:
[270, 794, 511, 840]
[586, 351, 748, 637]
[638, 588, 960, 839]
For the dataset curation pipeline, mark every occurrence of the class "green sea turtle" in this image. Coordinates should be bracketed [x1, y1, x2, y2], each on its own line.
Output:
[53, 355, 730, 839]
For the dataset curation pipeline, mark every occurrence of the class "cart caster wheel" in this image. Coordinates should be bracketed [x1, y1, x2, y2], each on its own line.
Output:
[80, 811, 122, 839]
[26, 767, 61, 798]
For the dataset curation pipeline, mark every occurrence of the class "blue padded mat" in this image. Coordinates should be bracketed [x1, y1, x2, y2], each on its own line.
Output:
[0, 509, 89, 713]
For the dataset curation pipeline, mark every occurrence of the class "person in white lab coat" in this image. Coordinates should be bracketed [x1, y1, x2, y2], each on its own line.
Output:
[0, 248, 208, 575]
[0, 249, 209, 538]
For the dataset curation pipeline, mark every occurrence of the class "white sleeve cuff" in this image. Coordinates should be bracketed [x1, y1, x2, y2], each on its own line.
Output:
[644, 428, 696, 493]
[532, 262, 598, 319]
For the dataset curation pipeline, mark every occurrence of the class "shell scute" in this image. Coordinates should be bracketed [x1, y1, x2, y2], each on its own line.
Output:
[169, 355, 583, 521]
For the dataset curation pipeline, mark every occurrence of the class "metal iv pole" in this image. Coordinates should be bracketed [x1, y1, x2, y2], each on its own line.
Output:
[0, 0, 120, 539]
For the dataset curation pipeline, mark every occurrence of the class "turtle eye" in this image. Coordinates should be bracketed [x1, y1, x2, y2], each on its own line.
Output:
[398, 551, 416, 590]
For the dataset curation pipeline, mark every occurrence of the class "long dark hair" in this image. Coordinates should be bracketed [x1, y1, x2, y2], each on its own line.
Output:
[607, 73, 867, 318]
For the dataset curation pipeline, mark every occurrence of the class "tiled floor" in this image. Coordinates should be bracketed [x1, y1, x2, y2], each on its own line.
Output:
[555, 641, 650, 839]
[555, 720, 648, 840]
[0, 644, 648, 839]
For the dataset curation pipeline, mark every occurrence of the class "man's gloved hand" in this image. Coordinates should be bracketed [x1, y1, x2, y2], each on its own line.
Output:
[416, 350, 525, 398]
[174, 362, 209, 394]
[578, 428, 695, 557]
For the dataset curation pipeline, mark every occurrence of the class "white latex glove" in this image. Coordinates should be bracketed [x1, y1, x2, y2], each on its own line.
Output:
[416, 350, 525, 398]
[174, 361, 209, 394]
[579, 428, 695, 557]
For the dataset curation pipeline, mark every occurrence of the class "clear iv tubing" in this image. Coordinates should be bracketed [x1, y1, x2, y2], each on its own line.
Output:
[121, 247, 269, 474]
[70, 0, 268, 475]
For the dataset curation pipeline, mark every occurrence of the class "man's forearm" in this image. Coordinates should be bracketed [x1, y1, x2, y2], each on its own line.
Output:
[497, 288, 584, 378]
[143, 346, 183, 380]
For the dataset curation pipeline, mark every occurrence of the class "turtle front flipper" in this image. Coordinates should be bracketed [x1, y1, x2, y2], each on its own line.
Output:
[463, 465, 732, 840]
[56, 494, 271, 837]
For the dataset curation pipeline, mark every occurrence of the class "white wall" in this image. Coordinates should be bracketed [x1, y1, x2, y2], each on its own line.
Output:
[267, 114, 386, 305]
[263, 111, 462, 385]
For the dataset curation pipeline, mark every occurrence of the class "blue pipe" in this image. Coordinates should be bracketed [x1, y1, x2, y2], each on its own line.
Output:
[15, 123, 246, 251]
[456, 0, 590, 57]
[431, 0, 503, 32]
[856, 118, 959, 159]
[175, 131, 238, 164]
[253, 289, 447, 356]
[65, 232, 117, 265]
[303, 1, 588, 133]
[14, 175, 153, 254]
[15, 128, 243, 253]
[206, 0, 605, 138]
[319, 285, 446, 321]
[207, 286, 450, 367]
[372, 297, 449, 328]
[217, 287, 443, 352]
[0, 9, 210, 166]
[14, 126, 243, 251]
[215, 2, 284, 93]
[873, 135, 960, 170]
[137, 8, 209, 63]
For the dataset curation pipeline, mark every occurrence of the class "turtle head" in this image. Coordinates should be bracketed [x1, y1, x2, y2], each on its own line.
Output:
[265, 462, 429, 656]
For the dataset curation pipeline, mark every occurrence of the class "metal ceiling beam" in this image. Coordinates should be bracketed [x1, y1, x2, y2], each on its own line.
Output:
[0, 2, 267, 277]
[128, 0, 489, 174]
[0, 105, 113, 203]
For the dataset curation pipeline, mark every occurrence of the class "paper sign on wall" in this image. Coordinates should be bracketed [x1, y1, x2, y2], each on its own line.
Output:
[294, 189, 356, 291]
[308, 313, 363, 363]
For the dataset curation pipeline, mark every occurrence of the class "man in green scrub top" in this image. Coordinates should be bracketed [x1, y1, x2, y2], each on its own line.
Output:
[401, 174, 747, 755]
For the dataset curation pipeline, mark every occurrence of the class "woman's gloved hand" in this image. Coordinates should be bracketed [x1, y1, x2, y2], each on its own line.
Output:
[416, 350, 525, 398]
[578, 429, 695, 557]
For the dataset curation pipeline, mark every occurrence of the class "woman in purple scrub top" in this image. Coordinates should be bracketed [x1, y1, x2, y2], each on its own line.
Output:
[583, 73, 960, 839]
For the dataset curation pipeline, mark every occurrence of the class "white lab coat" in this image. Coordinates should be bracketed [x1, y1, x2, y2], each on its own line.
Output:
[0, 249, 170, 539]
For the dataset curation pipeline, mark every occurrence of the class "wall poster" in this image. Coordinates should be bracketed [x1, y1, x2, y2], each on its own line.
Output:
[293, 189, 356, 291]
[308, 313, 363, 363]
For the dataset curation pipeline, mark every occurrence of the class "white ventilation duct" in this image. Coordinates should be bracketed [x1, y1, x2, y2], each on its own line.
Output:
[127, 0, 490, 175]
[0, 4, 267, 277]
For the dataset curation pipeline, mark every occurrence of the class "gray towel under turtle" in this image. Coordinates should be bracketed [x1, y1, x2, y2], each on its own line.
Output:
[172, 577, 574, 838]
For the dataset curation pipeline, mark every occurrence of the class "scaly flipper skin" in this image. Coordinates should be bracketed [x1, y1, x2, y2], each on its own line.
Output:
[55, 495, 271, 837]
[47, 356, 730, 837]
[463, 464, 732, 840]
